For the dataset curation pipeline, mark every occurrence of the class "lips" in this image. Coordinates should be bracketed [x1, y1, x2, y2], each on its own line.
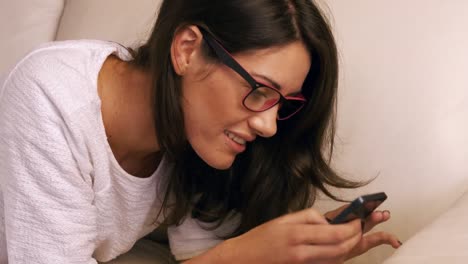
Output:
[224, 130, 246, 145]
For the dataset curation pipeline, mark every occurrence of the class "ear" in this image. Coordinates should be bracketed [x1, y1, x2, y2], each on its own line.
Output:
[170, 25, 204, 76]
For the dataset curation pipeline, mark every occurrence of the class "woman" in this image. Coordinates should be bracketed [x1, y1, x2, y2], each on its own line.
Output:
[0, 0, 400, 263]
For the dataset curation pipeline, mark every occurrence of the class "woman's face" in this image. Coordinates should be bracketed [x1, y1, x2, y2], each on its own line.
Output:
[180, 39, 310, 169]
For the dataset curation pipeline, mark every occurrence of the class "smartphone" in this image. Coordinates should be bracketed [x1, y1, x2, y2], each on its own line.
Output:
[328, 192, 387, 224]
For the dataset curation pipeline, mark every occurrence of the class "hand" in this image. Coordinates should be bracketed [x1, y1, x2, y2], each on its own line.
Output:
[190, 207, 364, 264]
[325, 205, 402, 260]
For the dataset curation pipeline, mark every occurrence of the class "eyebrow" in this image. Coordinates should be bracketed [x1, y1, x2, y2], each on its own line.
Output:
[251, 72, 282, 90]
[251, 72, 302, 96]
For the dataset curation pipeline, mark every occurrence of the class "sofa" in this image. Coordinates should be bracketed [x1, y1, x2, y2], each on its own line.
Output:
[1, 0, 468, 263]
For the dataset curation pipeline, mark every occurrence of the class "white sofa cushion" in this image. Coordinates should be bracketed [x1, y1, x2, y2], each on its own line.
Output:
[103, 239, 176, 264]
[56, 0, 162, 48]
[382, 190, 468, 263]
[0, 0, 64, 76]
[325, 1, 468, 262]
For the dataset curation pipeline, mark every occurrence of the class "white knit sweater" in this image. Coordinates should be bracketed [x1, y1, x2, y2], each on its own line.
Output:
[0, 40, 171, 263]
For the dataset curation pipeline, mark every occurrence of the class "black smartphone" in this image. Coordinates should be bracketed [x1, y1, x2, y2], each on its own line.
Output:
[328, 192, 387, 224]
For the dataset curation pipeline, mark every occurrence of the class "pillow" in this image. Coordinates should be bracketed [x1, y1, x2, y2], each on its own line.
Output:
[56, 0, 162, 48]
[0, 0, 64, 75]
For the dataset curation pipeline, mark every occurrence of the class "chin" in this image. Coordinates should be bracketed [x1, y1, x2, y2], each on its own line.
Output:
[203, 155, 235, 170]
[190, 141, 236, 170]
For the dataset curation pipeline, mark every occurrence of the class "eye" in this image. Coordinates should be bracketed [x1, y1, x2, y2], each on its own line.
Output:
[250, 89, 268, 99]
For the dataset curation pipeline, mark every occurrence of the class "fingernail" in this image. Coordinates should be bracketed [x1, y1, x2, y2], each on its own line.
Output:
[398, 240, 403, 245]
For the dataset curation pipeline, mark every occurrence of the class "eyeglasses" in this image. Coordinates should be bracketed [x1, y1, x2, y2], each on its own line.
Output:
[199, 27, 307, 120]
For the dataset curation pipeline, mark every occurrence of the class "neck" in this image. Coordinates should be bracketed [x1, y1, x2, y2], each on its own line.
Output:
[98, 55, 160, 177]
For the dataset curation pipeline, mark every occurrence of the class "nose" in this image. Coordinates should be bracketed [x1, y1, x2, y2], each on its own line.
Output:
[248, 105, 278, 138]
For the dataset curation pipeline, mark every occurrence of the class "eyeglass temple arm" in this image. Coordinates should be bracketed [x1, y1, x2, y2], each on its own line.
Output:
[201, 31, 259, 89]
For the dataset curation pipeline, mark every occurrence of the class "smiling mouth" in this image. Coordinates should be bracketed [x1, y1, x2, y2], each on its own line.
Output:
[224, 130, 246, 145]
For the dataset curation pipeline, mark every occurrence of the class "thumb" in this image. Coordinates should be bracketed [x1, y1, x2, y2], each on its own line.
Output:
[324, 204, 349, 220]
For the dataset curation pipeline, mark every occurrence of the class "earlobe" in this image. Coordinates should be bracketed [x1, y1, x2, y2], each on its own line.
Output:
[170, 25, 203, 76]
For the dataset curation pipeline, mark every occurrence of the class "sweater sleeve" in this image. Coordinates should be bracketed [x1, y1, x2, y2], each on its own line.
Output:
[0, 57, 98, 263]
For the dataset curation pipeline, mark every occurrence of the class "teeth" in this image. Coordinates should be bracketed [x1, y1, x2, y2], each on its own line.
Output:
[225, 131, 246, 145]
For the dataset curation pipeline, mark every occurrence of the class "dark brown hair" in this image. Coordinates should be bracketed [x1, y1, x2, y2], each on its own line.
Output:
[132, 0, 364, 237]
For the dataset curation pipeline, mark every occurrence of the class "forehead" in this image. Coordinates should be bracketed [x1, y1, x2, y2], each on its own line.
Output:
[232, 41, 311, 94]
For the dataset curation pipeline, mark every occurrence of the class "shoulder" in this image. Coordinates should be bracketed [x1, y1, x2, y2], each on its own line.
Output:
[14, 39, 132, 66]
[6, 39, 131, 74]
[3, 40, 132, 88]
[1, 40, 132, 116]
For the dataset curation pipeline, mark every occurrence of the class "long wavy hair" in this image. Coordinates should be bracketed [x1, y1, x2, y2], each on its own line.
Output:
[131, 0, 364, 237]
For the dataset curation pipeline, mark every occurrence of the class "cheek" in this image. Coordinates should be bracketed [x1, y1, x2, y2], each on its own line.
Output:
[182, 71, 247, 134]
[181, 73, 248, 167]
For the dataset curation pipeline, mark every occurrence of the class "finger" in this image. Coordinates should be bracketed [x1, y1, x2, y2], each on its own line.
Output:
[348, 231, 401, 258]
[369, 210, 391, 222]
[363, 210, 391, 233]
[295, 231, 362, 262]
[280, 207, 329, 225]
[292, 219, 362, 245]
